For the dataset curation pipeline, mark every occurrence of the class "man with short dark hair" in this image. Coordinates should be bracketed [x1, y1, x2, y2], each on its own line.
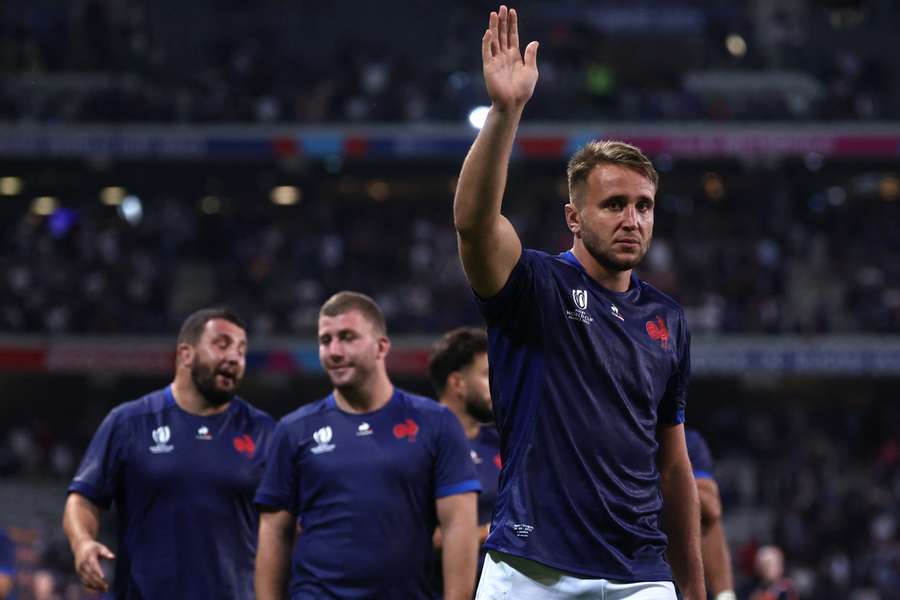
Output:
[429, 327, 500, 585]
[255, 291, 480, 600]
[63, 307, 274, 599]
[453, 5, 703, 599]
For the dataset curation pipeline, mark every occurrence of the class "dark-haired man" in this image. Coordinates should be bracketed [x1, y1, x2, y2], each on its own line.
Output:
[63, 307, 274, 599]
[255, 291, 480, 600]
[453, 5, 703, 599]
[429, 327, 500, 588]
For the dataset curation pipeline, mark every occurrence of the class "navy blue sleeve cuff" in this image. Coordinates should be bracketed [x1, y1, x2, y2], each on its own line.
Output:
[436, 479, 481, 499]
[693, 469, 714, 480]
[254, 491, 294, 513]
[68, 481, 111, 510]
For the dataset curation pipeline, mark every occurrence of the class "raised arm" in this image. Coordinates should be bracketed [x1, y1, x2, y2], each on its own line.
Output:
[454, 5, 539, 298]
[63, 493, 115, 593]
[657, 423, 705, 600]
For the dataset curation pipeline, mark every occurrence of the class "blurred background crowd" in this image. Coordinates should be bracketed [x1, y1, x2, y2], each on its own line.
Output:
[1, 0, 899, 599]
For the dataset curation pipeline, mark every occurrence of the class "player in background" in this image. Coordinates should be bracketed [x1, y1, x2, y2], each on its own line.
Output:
[255, 291, 480, 600]
[746, 546, 798, 600]
[428, 327, 501, 583]
[63, 307, 274, 599]
[685, 428, 736, 600]
[453, 5, 704, 599]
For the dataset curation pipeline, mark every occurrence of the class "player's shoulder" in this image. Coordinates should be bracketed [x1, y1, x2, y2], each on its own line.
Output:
[230, 396, 276, 427]
[395, 389, 447, 418]
[108, 387, 174, 422]
[635, 278, 686, 317]
[279, 396, 333, 429]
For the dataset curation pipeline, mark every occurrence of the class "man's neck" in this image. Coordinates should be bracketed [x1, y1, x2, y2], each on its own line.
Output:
[333, 372, 394, 414]
[441, 395, 481, 439]
[571, 243, 632, 293]
[171, 375, 230, 416]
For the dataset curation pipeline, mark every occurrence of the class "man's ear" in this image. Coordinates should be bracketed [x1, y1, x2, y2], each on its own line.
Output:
[176, 343, 195, 369]
[376, 336, 391, 361]
[447, 371, 465, 396]
[565, 202, 581, 236]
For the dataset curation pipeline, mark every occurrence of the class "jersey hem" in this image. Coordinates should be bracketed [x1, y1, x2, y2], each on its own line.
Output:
[483, 545, 674, 582]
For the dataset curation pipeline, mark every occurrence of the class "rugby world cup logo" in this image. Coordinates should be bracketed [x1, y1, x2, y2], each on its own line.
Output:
[311, 426, 336, 454]
[572, 289, 588, 310]
[149, 426, 174, 454]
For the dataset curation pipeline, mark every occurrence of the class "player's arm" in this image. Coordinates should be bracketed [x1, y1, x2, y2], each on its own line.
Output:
[697, 477, 736, 599]
[657, 423, 705, 600]
[255, 508, 295, 600]
[436, 492, 479, 600]
[62, 493, 115, 592]
[454, 6, 538, 298]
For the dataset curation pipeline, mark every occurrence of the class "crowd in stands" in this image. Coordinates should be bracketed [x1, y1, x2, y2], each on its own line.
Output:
[1, 0, 898, 124]
[1, 161, 898, 337]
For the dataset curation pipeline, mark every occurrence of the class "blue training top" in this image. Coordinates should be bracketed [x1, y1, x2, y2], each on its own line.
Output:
[478, 249, 691, 581]
[69, 386, 275, 599]
[255, 388, 480, 600]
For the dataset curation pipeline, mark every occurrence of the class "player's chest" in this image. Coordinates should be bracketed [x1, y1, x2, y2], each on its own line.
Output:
[124, 420, 263, 492]
[297, 417, 431, 483]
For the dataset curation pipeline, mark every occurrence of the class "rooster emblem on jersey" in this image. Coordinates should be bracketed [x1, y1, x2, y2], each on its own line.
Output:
[645, 316, 670, 350]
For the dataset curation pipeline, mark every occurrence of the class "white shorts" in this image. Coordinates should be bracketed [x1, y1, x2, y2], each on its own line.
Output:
[475, 550, 677, 600]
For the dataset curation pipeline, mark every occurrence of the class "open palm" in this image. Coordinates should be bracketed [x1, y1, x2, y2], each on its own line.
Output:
[482, 6, 539, 110]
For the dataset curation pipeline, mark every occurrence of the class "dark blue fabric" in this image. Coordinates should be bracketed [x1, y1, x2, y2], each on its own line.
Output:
[469, 426, 501, 526]
[255, 388, 480, 600]
[685, 428, 715, 479]
[477, 249, 691, 581]
[68, 387, 274, 600]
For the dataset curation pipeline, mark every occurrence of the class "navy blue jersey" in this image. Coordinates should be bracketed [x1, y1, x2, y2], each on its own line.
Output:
[255, 388, 480, 600]
[478, 249, 690, 581]
[68, 387, 274, 600]
[469, 426, 501, 526]
[685, 428, 715, 480]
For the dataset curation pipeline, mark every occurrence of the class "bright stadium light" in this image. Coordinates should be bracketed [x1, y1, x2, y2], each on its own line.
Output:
[271, 186, 300, 205]
[725, 34, 747, 58]
[468, 105, 490, 130]
[0, 176, 23, 196]
[31, 196, 58, 216]
[101, 186, 127, 206]
[118, 195, 143, 225]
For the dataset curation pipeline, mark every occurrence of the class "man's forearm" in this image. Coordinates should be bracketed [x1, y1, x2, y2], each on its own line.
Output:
[702, 518, 734, 594]
[63, 494, 101, 551]
[255, 516, 294, 600]
[441, 518, 479, 600]
[661, 466, 705, 600]
[453, 105, 524, 236]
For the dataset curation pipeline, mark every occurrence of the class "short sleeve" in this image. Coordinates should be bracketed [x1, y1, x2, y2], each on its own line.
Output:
[476, 249, 542, 339]
[254, 421, 300, 514]
[659, 316, 690, 425]
[433, 409, 481, 498]
[68, 408, 128, 509]
[686, 429, 715, 479]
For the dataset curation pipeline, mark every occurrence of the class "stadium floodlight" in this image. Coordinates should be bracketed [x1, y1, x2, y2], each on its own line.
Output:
[119, 195, 143, 225]
[725, 34, 747, 58]
[31, 196, 58, 216]
[468, 105, 490, 130]
[271, 186, 300, 205]
[101, 186, 127, 206]
[0, 176, 23, 196]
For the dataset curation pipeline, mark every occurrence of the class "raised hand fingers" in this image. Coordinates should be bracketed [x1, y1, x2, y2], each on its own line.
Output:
[509, 8, 519, 52]
[498, 5, 509, 50]
[488, 11, 499, 56]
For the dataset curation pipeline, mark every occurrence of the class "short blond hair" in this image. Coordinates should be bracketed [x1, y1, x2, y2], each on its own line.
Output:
[566, 140, 658, 203]
[319, 291, 387, 336]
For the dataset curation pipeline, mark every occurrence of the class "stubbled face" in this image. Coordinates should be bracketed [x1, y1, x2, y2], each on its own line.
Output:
[567, 164, 656, 272]
[459, 352, 492, 423]
[318, 310, 386, 391]
[188, 318, 247, 406]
